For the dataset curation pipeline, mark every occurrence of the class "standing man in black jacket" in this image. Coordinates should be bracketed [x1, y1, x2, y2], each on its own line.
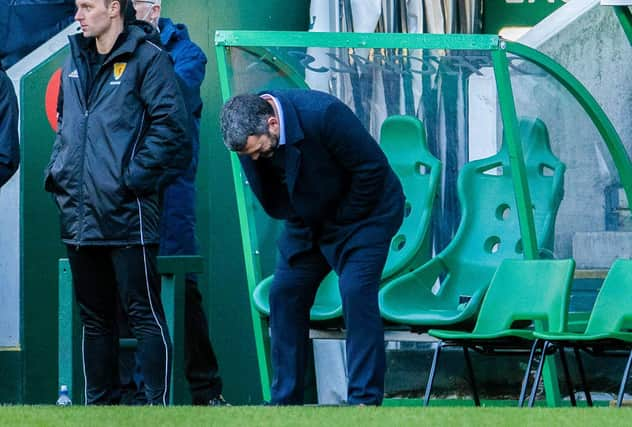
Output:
[0, 65, 19, 188]
[44, 0, 190, 405]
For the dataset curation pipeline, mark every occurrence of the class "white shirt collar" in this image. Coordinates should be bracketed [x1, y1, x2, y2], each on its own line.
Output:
[260, 94, 286, 146]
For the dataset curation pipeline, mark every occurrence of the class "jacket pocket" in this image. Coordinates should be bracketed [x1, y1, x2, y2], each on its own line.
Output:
[44, 153, 66, 194]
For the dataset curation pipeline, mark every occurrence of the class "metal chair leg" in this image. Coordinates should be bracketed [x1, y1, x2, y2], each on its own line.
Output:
[573, 347, 592, 407]
[519, 339, 540, 407]
[463, 346, 480, 406]
[616, 349, 632, 408]
[424, 341, 442, 407]
[558, 345, 577, 407]
[529, 340, 550, 407]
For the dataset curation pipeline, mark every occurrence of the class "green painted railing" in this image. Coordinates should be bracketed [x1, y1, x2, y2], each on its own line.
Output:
[614, 6, 632, 46]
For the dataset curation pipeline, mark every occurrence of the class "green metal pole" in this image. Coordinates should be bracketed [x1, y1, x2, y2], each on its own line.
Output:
[492, 45, 561, 408]
[58, 259, 77, 402]
[614, 6, 632, 45]
[491, 46, 538, 260]
[156, 255, 204, 404]
[214, 31, 499, 50]
[215, 43, 272, 402]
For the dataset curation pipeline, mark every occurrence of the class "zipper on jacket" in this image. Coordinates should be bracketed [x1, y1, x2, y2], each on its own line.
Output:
[77, 47, 110, 245]
[70, 35, 131, 247]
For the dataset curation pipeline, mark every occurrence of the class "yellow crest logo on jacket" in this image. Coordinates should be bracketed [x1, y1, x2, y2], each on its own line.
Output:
[113, 63, 127, 80]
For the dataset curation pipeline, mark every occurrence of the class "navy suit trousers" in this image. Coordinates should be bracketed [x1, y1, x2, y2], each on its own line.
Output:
[269, 241, 389, 405]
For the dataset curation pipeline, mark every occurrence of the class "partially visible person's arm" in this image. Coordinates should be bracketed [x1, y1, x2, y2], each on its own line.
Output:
[0, 70, 20, 187]
[171, 41, 206, 119]
[171, 42, 207, 91]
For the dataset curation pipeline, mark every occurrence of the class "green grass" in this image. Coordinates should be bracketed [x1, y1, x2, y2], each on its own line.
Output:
[0, 406, 630, 427]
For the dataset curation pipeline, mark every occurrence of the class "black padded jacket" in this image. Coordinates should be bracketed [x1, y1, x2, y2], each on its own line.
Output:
[44, 22, 191, 246]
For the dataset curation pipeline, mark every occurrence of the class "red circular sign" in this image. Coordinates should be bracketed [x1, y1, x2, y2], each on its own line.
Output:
[45, 68, 62, 132]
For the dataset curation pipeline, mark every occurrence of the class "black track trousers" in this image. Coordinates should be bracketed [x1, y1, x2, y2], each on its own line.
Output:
[67, 245, 172, 405]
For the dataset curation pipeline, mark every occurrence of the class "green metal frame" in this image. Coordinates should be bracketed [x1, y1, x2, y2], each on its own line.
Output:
[503, 40, 632, 404]
[214, 31, 631, 406]
[491, 47, 538, 260]
[215, 31, 500, 50]
[216, 45, 272, 402]
[614, 6, 632, 45]
[492, 44, 555, 405]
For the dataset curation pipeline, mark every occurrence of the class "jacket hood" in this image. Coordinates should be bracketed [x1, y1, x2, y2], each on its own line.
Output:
[131, 20, 162, 46]
[158, 18, 191, 46]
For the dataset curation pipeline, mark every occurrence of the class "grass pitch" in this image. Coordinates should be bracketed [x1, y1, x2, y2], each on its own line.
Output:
[0, 406, 631, 427]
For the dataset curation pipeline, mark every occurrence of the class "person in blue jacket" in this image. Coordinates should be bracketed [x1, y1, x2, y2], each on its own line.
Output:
[0, 65, 19, 188]
[129, 0, 227, 406]
[220, 89, 405, 405]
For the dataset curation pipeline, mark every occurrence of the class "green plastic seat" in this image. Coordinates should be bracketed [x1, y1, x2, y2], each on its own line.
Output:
[533, 259, 632, 407]
[424, 259, 576, 406]
[378, 117, 566, 328]
[251, 115, 441, 320]
[430, 259, 575, 341]
[252, 273, 343, 321]
[536, 259, 632, 342]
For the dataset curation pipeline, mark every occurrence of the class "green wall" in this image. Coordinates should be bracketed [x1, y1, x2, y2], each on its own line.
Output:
[21, 50, 69, 404]
[160, 0, 310, 404]
[483, 0, 567, 35]
[0, 350, 21, 403]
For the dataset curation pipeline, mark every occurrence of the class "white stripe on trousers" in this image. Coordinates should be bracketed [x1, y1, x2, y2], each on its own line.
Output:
[82, 326, 87, 406]
[137, 198, 170, 406]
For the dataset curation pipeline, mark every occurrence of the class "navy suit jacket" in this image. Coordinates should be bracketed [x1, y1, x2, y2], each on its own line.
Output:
[239, 89, 404, 270]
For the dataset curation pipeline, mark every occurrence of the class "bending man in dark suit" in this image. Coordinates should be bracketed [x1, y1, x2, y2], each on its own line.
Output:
[220, 89, 404, 405]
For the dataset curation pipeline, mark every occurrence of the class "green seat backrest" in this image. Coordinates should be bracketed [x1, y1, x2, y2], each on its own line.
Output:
[434, 117, 565, 305]
[520, 118, 566, 253]
[471, 259, 575, 335]
[583, 259, 632, 335]
[380, 115, 442, 279]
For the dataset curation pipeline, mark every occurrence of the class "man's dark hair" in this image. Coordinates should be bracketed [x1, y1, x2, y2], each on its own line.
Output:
[220, 94, 274, 151]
